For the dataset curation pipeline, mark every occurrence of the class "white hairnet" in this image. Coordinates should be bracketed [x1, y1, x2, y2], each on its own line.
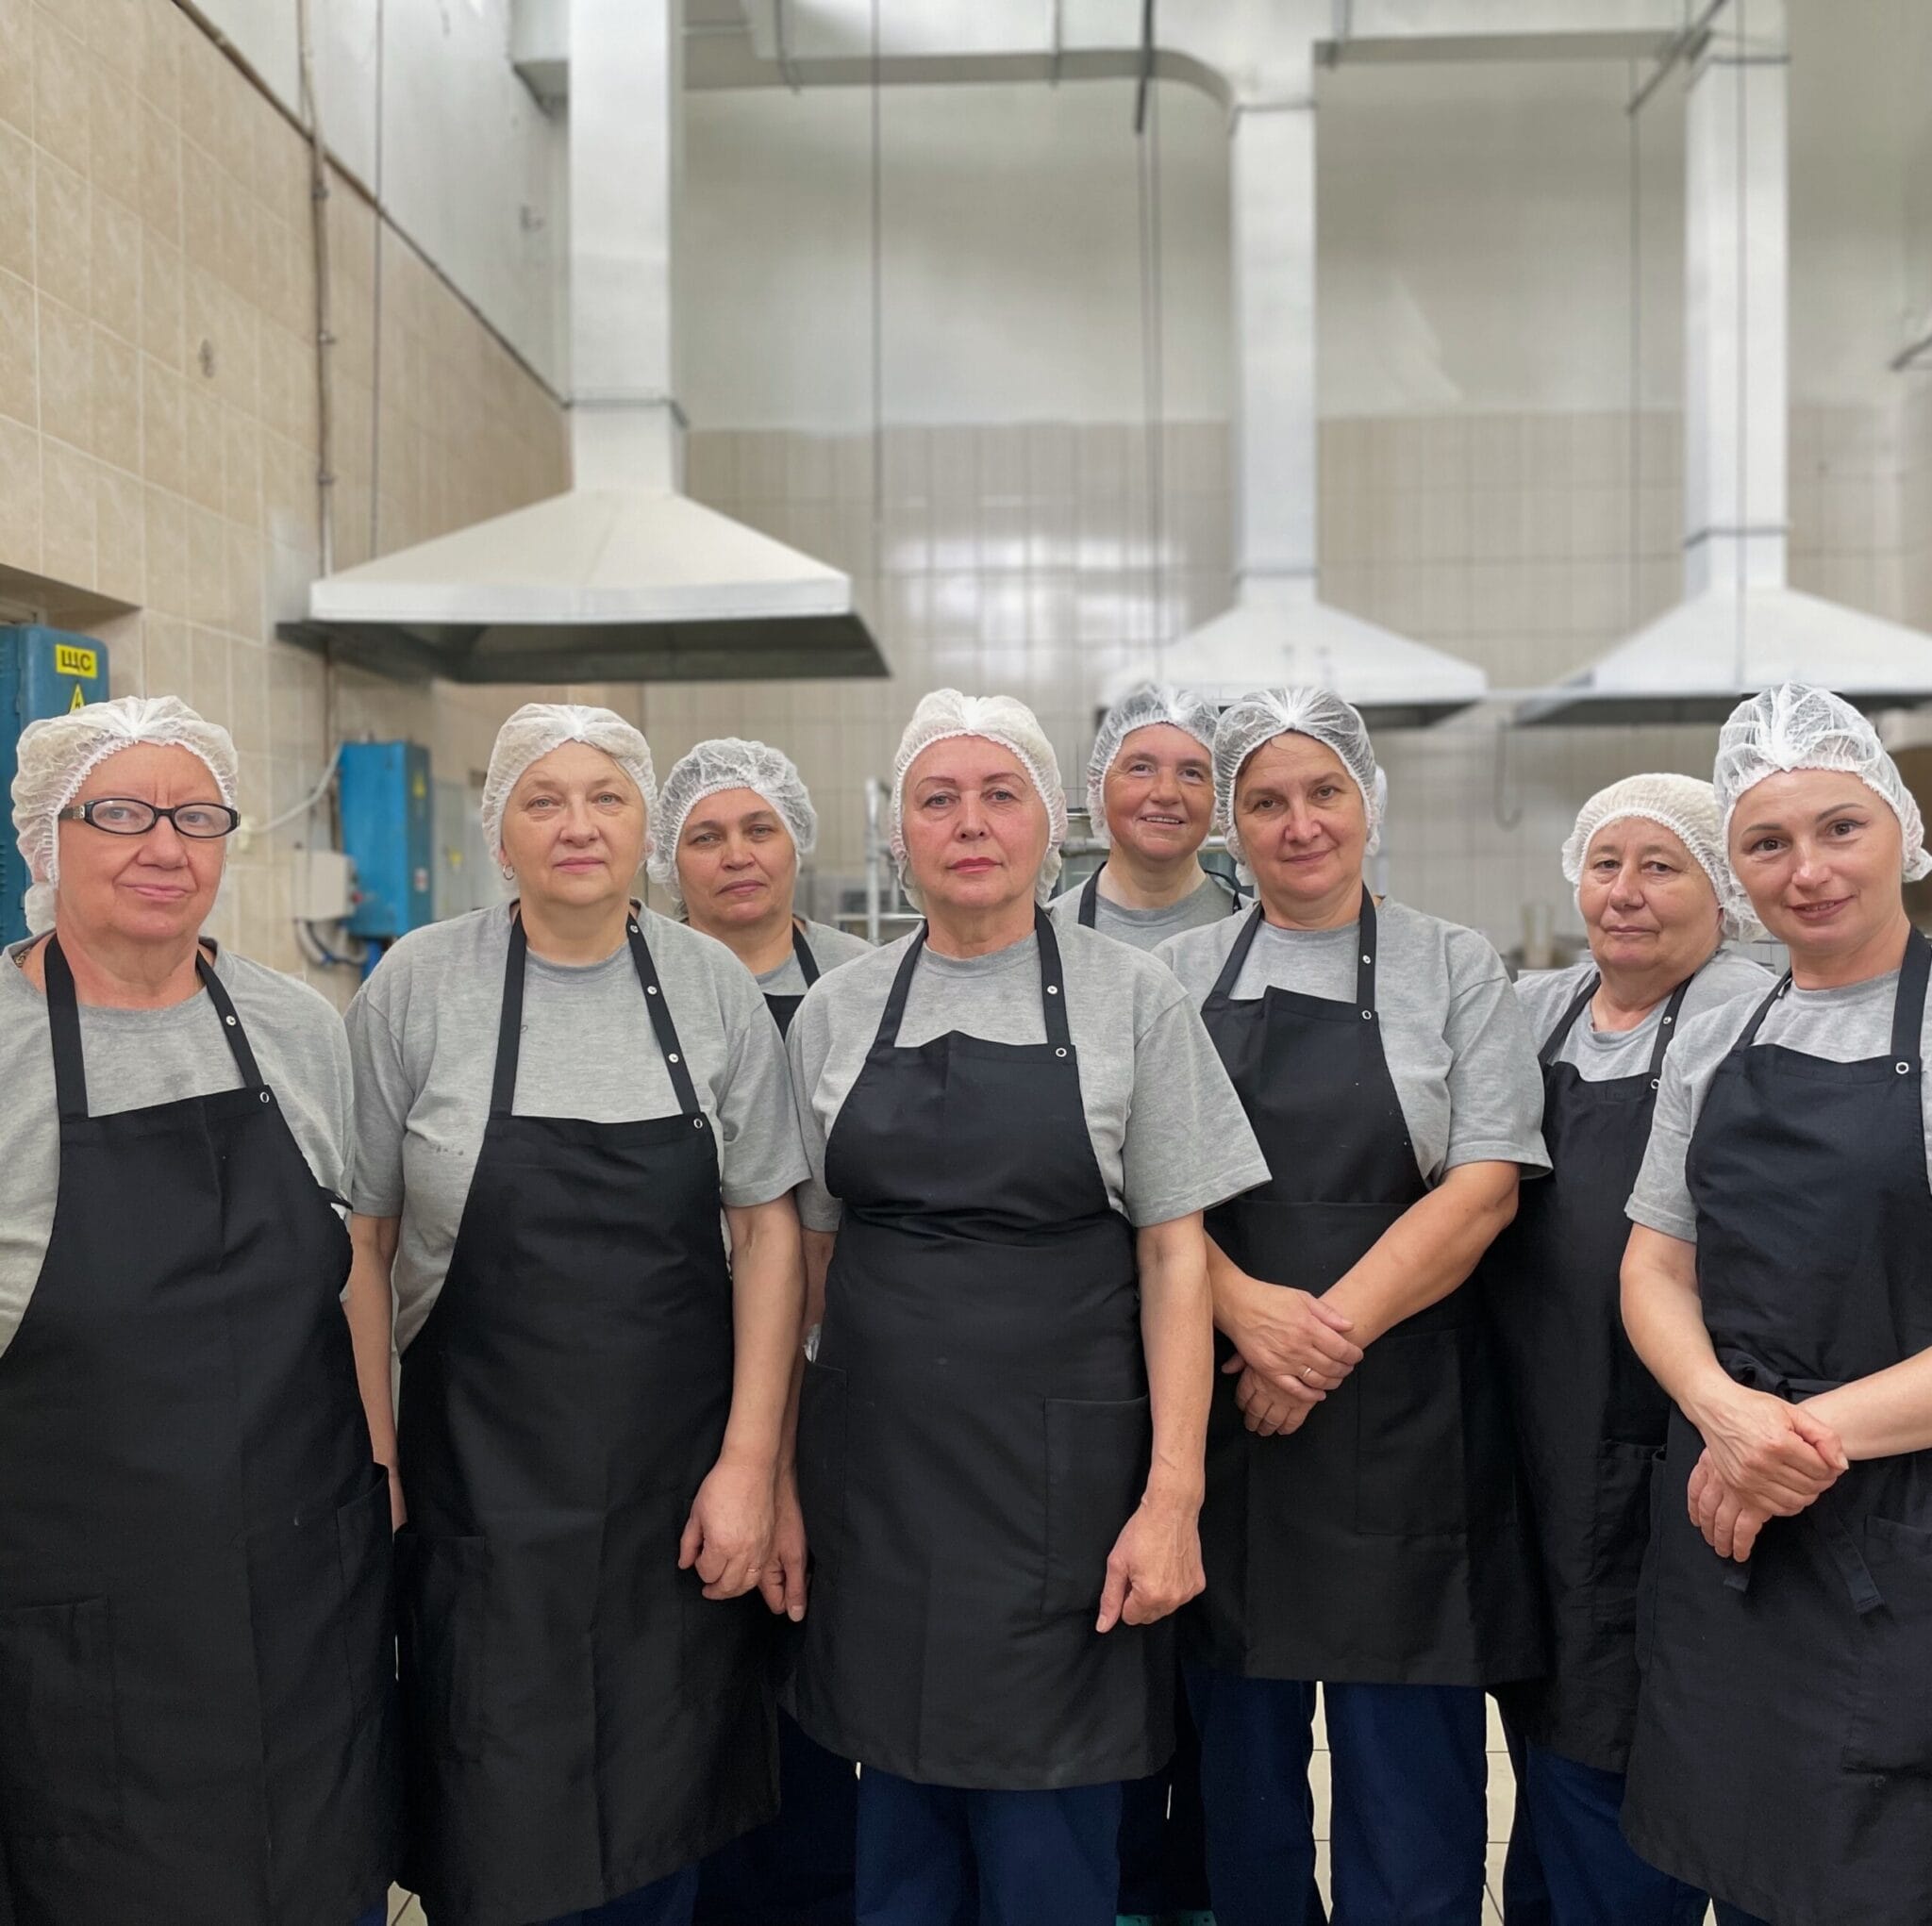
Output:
[646, 737, 818, 910]
[1561, 772, 1748, 940]
[1084, 684, 1221, 844]
[481, 703, 657, 882]
[1214, 688, 1383, 864]
[890, 689, 1068, 906]
[1713, 683, 1932, 888]
[11, 694, 239, 934]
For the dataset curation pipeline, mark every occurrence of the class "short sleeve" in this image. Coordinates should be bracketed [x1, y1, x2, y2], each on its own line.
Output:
[785, 1005, 841, 1234]
[714, 966, 810, 1208]
[322, 1017, 355, 1197]
[344, 977, 411, 1217]
[1626, 1045, 1700, 1242]
[1119, 987, 1272, 1228]
[1441, 949, 1550, 1174]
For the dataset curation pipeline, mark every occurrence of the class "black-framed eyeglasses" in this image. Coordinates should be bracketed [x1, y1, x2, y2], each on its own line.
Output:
[56, 799, 242, 838]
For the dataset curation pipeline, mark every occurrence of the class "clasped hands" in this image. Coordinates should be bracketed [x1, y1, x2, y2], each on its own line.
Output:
[680, 1451, 810, 1619]
[1685, 1386, 1849, 1562]
[1220, 1274, 1363, 1438]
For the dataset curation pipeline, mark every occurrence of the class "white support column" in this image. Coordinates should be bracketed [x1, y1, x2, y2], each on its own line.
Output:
[568, 0, 681, 491]
[1682, 1, 1788, 597]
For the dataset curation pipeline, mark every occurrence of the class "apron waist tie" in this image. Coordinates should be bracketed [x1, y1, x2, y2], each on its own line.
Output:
[1715, 1349, 1883, 1617]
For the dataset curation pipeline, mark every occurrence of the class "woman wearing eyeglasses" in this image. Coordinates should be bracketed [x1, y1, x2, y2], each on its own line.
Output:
[0, 696, 396, 1926]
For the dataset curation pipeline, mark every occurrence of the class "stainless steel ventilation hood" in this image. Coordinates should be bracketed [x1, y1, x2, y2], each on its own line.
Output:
[1521, 0, 1932, 725]
[1104, 62, 1487, 729]
[281, 0, 883, 686]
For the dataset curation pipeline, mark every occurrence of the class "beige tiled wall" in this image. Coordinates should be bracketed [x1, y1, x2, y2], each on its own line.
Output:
[0, 0, 572, 1001]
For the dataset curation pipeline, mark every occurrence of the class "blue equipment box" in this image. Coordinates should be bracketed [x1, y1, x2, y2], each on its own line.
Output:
[0, 626, 111, 943]
[338, 740, 434, 939]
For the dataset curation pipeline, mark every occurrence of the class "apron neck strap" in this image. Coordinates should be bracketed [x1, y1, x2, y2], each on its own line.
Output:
[874, 905, 1073, 1054]
[1737, 929, 1931, 1065]
[492, 908, 705, 1122]
[1541, 973, 1600, 1064]
[1538, 969, 1692, 1084]
[1647, 974, 1694, 1084]
[791, 920, 822, 988]
[1206, 885, 1377, 1007]
[43, 935, 251, 1123]
[1078, 869, 1100, 927]
[1892, 927, 1930, 1071]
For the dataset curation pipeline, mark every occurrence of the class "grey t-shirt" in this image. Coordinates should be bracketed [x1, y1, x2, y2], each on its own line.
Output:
[0, 940, 353, 1363]
[1046, 871, 1242, 955]
[786, 920, 1271, 1234]
[756, 919, 872, 1001]
[347, 903, 809, 1349]
[1157, 900, 1550, 1186]
[1629, 963, 1932, 1243]
[1515, 949, 1775, 1083]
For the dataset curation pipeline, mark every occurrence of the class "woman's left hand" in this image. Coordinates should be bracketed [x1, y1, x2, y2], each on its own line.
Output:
[1688, 1448, 1781, 1561]
[1230, 1360, 1315, 1437]
[1096, 1492, 1206, 1632]
[680, 1453, 777, 1601]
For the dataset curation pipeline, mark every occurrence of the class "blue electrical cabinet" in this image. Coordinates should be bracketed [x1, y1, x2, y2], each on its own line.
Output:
[339, 740, 434, 940]
[1, 626, 111, 943]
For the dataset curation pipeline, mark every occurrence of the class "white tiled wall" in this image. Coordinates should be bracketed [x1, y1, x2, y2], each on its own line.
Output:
[663, 397, 1917, 953]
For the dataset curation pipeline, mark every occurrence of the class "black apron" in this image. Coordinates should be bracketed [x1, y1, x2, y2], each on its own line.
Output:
[1190, 892, 1542, 1685]
[0, 937, 397, 1926]
[1076, 868, 1240, 929]
[397, 911, 775, 1925]
[789, 909, 1169, 1787]
[764, 922, 823, 1038]
[1623, 935, 1932, 1926]
[1487, 970, 1691, 1773]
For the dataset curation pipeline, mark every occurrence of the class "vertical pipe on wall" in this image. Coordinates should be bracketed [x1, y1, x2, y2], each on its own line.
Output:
[295, 0, 338, 580]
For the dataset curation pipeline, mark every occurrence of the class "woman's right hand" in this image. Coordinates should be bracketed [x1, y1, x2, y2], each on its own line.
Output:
[1221, 1270, 1363, 1400]
[1690, 1383, 1847, 1515]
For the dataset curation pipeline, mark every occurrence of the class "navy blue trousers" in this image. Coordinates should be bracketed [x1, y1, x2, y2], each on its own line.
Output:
[533, 1865, 699, 1926]
[852, 1768, 1121, 1926]
[1711, 1909, 1770, 1926]
[1116, 1673, 1211, 1916]
[1511, 1745, 1705, 1926]
[1190, 1665, 1487, 1926]
[695, 1714, 858, 1924]
[353, 1907, 388, 1926]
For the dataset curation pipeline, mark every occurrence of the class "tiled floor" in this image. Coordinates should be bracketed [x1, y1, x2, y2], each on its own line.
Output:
[386, 1700, 1712, 1922]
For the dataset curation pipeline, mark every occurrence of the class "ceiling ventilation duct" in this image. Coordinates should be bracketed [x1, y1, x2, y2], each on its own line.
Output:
[1521, 0, 1932, 725]
[1104, 61, 1487, 729]
[281, 0, 883, 686]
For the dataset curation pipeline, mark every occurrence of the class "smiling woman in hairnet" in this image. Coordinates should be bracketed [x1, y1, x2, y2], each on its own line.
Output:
[1620, 685, 1932, 1926]
[783, 689, 1268, 1926]
[1048, 683, 1241, 952]
[342, 703, 808, 1926]
[650, 737, 870, 1038]
[0, 696, 395, 1926]
[1485, 773, 1771, 1926]
[1155, 687, 1549, 1926]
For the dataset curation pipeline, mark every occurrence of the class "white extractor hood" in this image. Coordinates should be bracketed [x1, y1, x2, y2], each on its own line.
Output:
[1104, 69, 1487, 729]
[282, 0, 882, 686]
[1521, 0, 1932, 725]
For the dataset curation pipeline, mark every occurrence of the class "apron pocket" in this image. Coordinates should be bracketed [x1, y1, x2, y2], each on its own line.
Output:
[1590, 1440, 1657, 1632]
[1042, 1395, 1152, 1618]
[1843, 1515, 1932, 1775]
[336, 1463, 398, 1728]
[396, 1530, 489, 1762]
[0, 1597, 120, 1837]
[797, 1361, 849, 1583]
[1355, 1324, 1466, 1536]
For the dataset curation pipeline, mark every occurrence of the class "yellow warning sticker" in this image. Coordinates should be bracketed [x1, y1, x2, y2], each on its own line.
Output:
[54, 644, 97, 679]
[67, 685, 87, 712]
